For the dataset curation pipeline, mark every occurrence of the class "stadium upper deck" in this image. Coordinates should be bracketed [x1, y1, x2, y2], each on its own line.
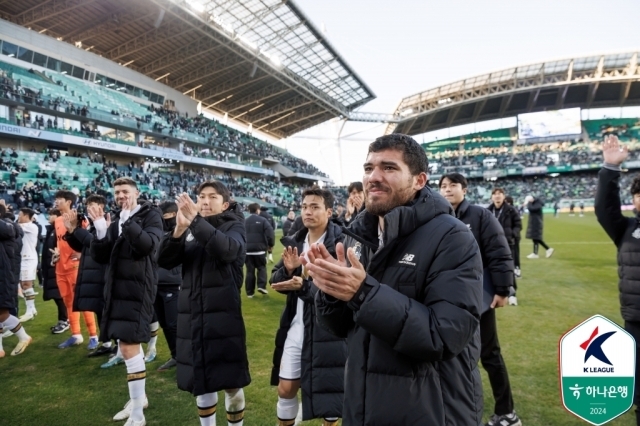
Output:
[0, 0, 375, 138]
[387, 52, 640, 136]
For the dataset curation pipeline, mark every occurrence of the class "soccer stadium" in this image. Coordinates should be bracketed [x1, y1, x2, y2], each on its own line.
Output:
[0, 0, 639, 425]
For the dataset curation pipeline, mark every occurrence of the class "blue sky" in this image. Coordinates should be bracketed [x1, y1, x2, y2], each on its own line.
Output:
[280, 0, 640, 184]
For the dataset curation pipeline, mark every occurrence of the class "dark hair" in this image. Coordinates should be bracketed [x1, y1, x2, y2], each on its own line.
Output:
[198, 180, 230, 203]
[54, 190, 77, 205]
[0, 204, 5, 215]
[368, 133, 428, 175]
[348, 182, 363, 193]
[302, 186, 334, 210]
[3, 212, 14, 221]
[491, 187, 505, 195]
[440, 172, 468, 189]
[48, 208, 61, 216]
[86, 194, 107, 206]
[113, 177, 138, 189]
[248, 203, 260, 213]
[159, 201, 178, 214]
[19, 208, 35, 219]
[632, 176, 640, 196]
[505, 196, 514, 205]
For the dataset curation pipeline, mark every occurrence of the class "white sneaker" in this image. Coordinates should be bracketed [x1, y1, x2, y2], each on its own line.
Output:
[19, 310, 37, 323]
[514, 267, 521, 278]
[508, 296, 518, 306]
[123, 418, 145, 426]
[526, 253, 539, 259]
[113, 397, 149, 421]
[546, 248, 555, 258]
[257, 288, 268, 295]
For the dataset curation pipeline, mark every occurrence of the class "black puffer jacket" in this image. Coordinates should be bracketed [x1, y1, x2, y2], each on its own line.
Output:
[270, 221, 346, 420]
[0, 219, 16, 310]
[596, 167, 640, 322]
[65, 223, 108, 313]
[456, 199, 514, 297]
[7, 221, 22, 285]
[42, 224, 60, 301]
[282, 217, 295, 237]
[260, 210, 276, 230]
[157, 203, 251, 395]
[90, 202, 163, 343]
[487, 202, 522, 245]
[315, 187, 484, 426]
[245, 213, 275, 253]
[526, 198, 545, 240]
[287, 215, 304, 236]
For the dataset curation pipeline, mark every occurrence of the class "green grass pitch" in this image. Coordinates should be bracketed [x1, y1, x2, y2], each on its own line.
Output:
[1, 213, 636, 425]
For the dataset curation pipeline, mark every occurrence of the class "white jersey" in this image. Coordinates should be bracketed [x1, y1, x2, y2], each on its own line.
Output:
[20, 222, 39, 260]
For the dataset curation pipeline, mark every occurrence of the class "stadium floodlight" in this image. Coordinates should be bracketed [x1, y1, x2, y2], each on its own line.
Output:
[260, 49, 283, 69]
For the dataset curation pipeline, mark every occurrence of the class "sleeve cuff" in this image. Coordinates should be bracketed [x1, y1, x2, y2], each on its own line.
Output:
[603, 162, 622, 171]
[93, 218, 108, 240]
[347, 275, 376, 311]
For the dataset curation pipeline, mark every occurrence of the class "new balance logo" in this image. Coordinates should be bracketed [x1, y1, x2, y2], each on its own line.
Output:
[399, 253, 416, 266]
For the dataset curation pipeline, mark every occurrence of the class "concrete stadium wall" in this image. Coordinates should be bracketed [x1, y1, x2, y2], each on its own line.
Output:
[0, 20, 198, 116]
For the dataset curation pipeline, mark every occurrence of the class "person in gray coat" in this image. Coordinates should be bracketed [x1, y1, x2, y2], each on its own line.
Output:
[524, 195, 554, 259]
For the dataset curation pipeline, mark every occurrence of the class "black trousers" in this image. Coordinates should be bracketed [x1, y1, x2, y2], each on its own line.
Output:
[154, 286, 179, 359]
[533, 239, 550, 254]
[512, 240, 520, 269]
[54, 298, 68, 322]
[480, 308, 514, 416]
[625, 321, 640, 426]
[245, 254, 267, 296]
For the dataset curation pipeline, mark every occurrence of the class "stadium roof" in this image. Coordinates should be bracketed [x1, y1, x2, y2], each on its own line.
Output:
[386, 51, 640, 135]
[0, 0, 375, 138]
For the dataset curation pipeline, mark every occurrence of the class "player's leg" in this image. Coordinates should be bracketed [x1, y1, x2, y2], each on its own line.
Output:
[225, 388, 245, 425]
[121, 341, 147, 425]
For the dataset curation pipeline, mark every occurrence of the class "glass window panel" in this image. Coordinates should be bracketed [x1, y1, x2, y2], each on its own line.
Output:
[71, 66, 84, 79]
[32, 52, 47, 67]
[94, 74, 106, 86]
[17, 47, 33, 63]
[2, 41, 18, 57]
[60, 62, 73, 75]
[46, 58, 60, 72]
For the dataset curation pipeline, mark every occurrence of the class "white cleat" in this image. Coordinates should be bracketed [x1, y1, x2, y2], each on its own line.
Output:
[113, 397, 149, 421]
[19, 310, 37, 323]
[123, 418, 146, 426]
[514, 267, 521, 278]
[526, 253, 539, 259]
[546, 248, 555, 258]
[508, 296, 518, 306]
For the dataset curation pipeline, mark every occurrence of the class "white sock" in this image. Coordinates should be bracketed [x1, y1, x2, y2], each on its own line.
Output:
[24, 288, 36, 312]
[72, 333, 83, 343]
[103, 341, 112, 348]
[3, 315, 29, 341]
[125, 351, 146, 422]
[148, 321, 159, 350]
[197, 393, 218, 426]
[277, 396, 298, 424]
[114, 340, 122, 358]
[225, 389, 245, 425]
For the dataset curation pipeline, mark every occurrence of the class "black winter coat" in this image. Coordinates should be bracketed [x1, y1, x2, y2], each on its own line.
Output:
[65, 223, 108, 313]
[245, 213, 275, 253]
[0, 219, 16, 309]
[525, 198, 545, 240]
[595, 167, 640, 322]
[487, 202, 522, 245]
[260, 210, 276, 230]
[270, 221, 346, 420]
[456, 199, 514, 297]
[282, 217, 295, 237]
[315, 187, 484, 426]
[287, 215, 304, 236]
[157, 203, 251, 395]
[158, 264, 181, 288]
[7, 221, 22, 285]
[90, 202, 163, 343]
[42, 224, 61, 301]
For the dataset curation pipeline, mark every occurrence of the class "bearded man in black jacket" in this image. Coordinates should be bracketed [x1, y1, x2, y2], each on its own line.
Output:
[308, 134, 484, 425]
[157, 181, 250, 426]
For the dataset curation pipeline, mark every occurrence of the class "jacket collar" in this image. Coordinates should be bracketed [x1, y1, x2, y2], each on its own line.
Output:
[454, 198, 470, 219]
[201, 201, 244, 228]
[281, 220, 342, 254]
